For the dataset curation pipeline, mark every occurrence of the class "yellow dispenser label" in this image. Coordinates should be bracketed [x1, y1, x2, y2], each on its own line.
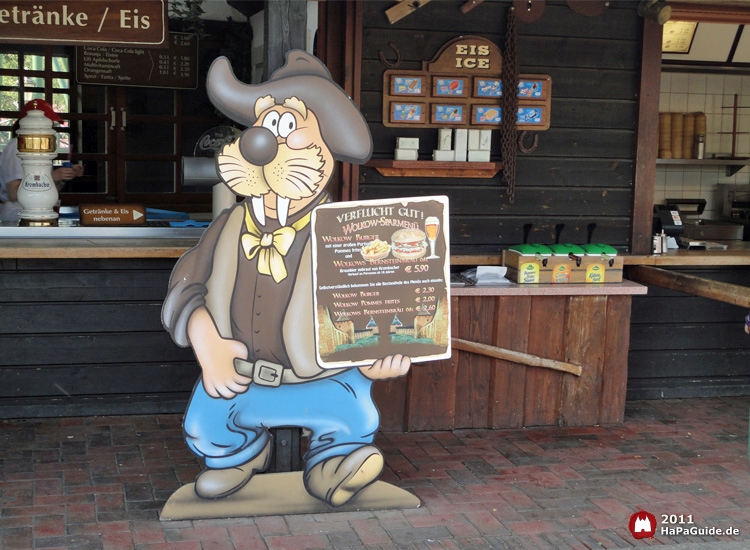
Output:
[586, 263, 605, 283]
[553, 263, 570, 283]
[520, 262, 539, 283]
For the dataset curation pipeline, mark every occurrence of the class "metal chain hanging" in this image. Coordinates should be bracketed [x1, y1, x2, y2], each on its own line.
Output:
[500, 6, 519, 203]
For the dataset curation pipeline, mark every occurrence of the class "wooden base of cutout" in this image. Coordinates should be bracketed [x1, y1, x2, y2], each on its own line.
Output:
[160, 471, 420, 521]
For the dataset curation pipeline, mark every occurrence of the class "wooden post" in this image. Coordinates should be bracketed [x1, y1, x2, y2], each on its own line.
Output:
[264, 0, 308, 77]
[264, 0, 308, 470]
[631, 18, 663, 255]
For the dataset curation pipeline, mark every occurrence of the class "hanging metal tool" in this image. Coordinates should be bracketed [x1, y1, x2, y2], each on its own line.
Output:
[513, 0, 546, 23]
[518, 130, 538, 154]
[500, 6, 519, 203]
[378, 42, 403, 69]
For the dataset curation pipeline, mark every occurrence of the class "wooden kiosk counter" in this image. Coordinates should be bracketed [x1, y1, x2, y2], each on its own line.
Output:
[2, 236, 747, 429]
[0, 236, 630, 428]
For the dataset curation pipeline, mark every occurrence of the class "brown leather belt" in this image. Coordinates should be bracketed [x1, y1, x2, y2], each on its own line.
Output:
[233, 358, 285, 387]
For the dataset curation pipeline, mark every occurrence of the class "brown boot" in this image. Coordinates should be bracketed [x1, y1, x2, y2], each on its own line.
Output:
[304, 445, 384, 507]
[194, 439, 272, 499]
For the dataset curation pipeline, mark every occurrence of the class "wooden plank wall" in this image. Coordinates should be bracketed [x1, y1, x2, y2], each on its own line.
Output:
[373, 293, 632, 431]
[0, 258, 199, 418]
[627, 266, 750, 400]
[357, 0, 641, 255]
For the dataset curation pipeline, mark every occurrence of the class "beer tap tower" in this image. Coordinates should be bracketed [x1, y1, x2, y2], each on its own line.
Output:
[15, 107, 60, 226]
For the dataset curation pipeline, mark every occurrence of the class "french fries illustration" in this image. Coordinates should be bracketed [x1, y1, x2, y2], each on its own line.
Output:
[361, 239, 391, 260]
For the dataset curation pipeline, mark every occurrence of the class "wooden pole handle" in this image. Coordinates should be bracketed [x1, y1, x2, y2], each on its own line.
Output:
[451, 337, 583, 376]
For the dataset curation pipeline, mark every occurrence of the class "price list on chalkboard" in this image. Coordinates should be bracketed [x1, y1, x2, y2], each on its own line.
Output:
[76, 33, 198, 89]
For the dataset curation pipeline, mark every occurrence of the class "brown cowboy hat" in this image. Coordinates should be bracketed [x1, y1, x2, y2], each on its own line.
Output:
[207, 51, 372, 165]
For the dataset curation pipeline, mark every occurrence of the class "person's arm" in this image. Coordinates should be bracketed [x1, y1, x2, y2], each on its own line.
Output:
[51, 164, 83, 189]
[5, 179, 21, 202]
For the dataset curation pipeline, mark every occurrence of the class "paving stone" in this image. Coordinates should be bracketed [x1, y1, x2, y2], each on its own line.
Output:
[2, 397, 750, 548]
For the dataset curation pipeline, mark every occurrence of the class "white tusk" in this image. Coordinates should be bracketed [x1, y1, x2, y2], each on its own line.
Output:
[252, 196, 266, 227]
[277, 196, 290, 226]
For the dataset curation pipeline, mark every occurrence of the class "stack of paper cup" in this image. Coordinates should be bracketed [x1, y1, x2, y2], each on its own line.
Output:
[682, 112, 695, 159]
[670, 113, 684, 159]
[659, 113, 672, 158]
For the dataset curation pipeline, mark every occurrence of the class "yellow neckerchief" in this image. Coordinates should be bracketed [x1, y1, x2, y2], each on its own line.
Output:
[240, 195, 327, 283]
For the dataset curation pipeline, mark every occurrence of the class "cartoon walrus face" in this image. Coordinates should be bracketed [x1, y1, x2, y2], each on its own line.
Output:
[217, 95, 334, 226]
[207, 51, 373, 227]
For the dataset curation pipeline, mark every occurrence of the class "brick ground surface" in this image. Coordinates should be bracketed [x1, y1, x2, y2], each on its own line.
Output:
[2, 397, 750, 549]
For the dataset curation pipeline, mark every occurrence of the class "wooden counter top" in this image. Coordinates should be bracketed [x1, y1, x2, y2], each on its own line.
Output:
[452, 241, 750, 267]
[0, 238, 198, 259]
[451, 280, 647, 296]
[1, 238, 749, 266]
[621, 241, 750, 266]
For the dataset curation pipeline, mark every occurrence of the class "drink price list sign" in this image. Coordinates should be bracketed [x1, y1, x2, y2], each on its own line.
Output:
[311, 195, 451, 368]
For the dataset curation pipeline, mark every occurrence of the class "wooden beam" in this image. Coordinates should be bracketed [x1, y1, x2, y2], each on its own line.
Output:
[460, 0, 485, 14]
[452, 337, 583, 377]
[628, 265, 750, 308]
[385, 0, 432, 24]
[668, 2, 750, 24]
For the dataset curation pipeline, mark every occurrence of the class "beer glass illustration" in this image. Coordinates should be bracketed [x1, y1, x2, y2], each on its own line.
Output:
[425, 216, 440, 259]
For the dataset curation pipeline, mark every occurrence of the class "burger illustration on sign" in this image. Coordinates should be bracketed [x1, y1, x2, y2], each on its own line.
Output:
[391, 228, 427, 259]
[360, 228, 429, 262]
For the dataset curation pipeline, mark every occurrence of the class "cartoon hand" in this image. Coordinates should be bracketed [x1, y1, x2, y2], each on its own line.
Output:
[187, 306, 252, 399]
[359, 354, 411, 380]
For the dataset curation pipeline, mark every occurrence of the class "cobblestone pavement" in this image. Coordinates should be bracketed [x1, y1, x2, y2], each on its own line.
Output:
[2, 397, 750, 549]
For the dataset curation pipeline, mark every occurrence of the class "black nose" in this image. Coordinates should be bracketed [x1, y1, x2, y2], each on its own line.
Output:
[239, 127, 278, 166]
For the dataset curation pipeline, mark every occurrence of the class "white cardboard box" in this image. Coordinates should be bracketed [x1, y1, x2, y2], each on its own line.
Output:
[479, 130, 492, 151]
[468, 150, 491, 162]
[396, 137, 419, 150]
[395, 148, 419, 161]
[454, 129, 468, 161]
[438, 129, 452, 151]
[468, 129, 480, 151]
[433, 149, 455, 161]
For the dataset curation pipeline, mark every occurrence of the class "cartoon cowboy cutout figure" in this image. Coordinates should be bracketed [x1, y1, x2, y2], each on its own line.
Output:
[162, 51, 411, 508]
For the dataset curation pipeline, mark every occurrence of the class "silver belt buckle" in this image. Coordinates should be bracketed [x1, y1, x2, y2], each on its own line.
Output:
[252, 359, 284, 387]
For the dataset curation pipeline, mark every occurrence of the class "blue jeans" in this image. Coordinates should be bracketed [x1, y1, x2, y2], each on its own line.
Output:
[183, 367, 379, 472]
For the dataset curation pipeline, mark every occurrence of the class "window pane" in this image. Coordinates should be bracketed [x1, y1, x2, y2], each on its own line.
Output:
[57, 131, 71, 154]
[126, 161, 175, 193]
[23, 92, 44, 103]
[52, 78, 70, 89]
[0, 53, 18, 69]
[25, 54, 44, 70]
[52, 56, 69, 72]
[1, 75, 19, 87]
[62, 161, 106, 194]
[0, 92, 19, 113]
[0, 131, 12, 149]
[126, 122, 174, 155]
[79, 85, 106, 115]
[53, 93, 70, 114]
[79, 120, 107, 155]
[126, 88, 173, 116]
[23, 76, 44, 88]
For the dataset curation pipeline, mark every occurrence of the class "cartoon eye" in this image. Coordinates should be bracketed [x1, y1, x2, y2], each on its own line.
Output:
[278, 112, 296, 138]
[261, 111, 280, 136]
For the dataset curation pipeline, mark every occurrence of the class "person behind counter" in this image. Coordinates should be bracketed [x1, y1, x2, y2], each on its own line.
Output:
[0, 99, 84, 222]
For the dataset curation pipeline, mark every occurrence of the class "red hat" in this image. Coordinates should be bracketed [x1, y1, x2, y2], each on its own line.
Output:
[19, 99, 62, 123]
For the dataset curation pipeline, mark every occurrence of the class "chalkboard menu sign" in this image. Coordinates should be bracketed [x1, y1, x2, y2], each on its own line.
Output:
[311, 196, 451, 369]
[76, 33, 197, 89]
